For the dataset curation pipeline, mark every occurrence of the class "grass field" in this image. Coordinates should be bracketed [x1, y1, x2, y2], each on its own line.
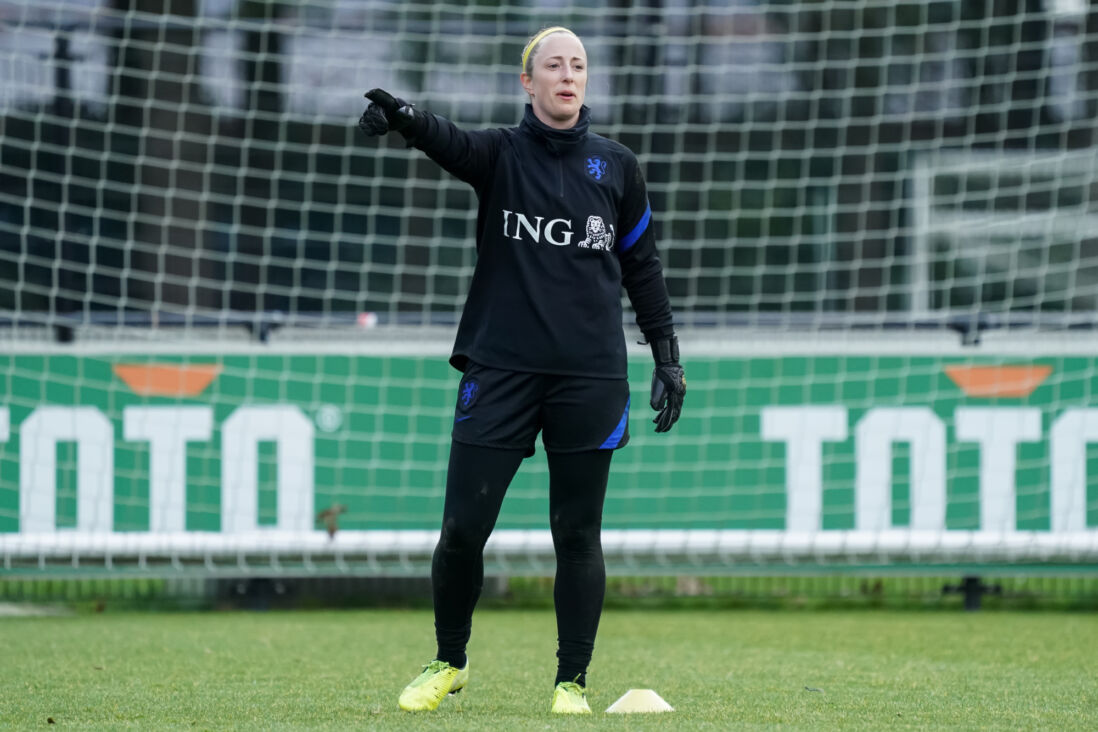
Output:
[3, 608, 1096, 729]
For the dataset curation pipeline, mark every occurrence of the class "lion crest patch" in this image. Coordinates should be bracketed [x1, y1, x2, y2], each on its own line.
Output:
[577, 215, 615, 251]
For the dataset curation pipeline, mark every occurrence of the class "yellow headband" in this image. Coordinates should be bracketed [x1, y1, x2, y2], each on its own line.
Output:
[521, 26, 577, 73]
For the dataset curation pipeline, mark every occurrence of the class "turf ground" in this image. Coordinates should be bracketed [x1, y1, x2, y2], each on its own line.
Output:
[2, 608, 1096, 729]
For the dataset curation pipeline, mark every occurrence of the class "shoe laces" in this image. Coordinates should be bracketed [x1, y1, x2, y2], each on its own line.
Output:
[410, 659, 452, 686]
[556, 681, 585, 697]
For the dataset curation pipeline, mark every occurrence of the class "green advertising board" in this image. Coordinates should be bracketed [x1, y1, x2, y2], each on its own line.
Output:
[2, 349, 1097, 543]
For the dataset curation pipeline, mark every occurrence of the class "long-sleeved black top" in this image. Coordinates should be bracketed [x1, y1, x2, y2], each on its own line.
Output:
[402, 104, 674, 378]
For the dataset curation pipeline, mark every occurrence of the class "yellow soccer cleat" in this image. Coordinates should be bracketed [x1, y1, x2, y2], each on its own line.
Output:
[398, 659, 469, 712]
[551, 681, 592, 714]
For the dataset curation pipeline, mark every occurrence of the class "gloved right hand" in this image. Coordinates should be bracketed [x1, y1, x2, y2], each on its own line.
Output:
[648, 334, 686, 433]
[358, 88, 416, 137]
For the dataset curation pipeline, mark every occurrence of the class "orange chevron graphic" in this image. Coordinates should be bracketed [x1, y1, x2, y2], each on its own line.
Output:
[113, 363, 222, 397]
[944, 365, 1052, 399]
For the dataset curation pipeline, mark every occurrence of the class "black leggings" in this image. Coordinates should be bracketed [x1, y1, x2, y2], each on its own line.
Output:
[431, 440, 612, 687]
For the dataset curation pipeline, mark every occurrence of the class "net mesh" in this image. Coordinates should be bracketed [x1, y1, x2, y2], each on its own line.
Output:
[2, 1, 1098, 574]
[2, 0, 1096, 324]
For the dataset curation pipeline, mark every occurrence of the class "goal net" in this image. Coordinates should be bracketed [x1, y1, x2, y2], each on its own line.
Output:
[1, 0, 1097, 577]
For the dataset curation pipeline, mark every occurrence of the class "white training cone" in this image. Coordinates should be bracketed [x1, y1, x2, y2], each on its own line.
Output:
[605, 689, 675, 713]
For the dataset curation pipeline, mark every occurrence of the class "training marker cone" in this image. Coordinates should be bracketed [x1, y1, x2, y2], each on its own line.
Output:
[605, 689, 674, 713]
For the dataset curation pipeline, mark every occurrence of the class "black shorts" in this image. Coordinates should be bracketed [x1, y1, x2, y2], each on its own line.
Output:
[451, 362, 630, 456]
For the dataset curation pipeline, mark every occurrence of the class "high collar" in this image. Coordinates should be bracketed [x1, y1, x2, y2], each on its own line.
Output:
[520, 104, 590, 156]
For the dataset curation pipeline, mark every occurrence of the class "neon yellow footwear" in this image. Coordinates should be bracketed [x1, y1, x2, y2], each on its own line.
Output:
[398, 659, 469, 712]
[551, 681, 592, 714]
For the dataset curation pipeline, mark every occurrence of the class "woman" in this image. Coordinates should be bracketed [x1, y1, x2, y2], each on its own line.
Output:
[359, 26, 685, 714]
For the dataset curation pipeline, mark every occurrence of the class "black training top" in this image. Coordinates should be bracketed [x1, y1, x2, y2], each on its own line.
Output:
[402, 104, 674, 378]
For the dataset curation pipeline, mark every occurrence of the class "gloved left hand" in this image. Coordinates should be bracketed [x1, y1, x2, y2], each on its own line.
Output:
[358, 88, 416, 137]
[648, 334, 685, 433]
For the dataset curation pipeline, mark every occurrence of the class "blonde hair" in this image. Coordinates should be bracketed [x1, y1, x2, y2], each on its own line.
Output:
[521, 26, 579, 76]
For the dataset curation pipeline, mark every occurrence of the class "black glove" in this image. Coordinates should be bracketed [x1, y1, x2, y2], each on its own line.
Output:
[358, 88, 416, 137]
[648, 334, 685, 433]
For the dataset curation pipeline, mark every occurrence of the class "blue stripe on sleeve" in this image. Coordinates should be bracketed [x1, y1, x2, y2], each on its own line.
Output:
[619, 203, 651, 252]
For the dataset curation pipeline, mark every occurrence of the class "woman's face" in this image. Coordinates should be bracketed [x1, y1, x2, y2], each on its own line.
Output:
[521, 33, 587, 129]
